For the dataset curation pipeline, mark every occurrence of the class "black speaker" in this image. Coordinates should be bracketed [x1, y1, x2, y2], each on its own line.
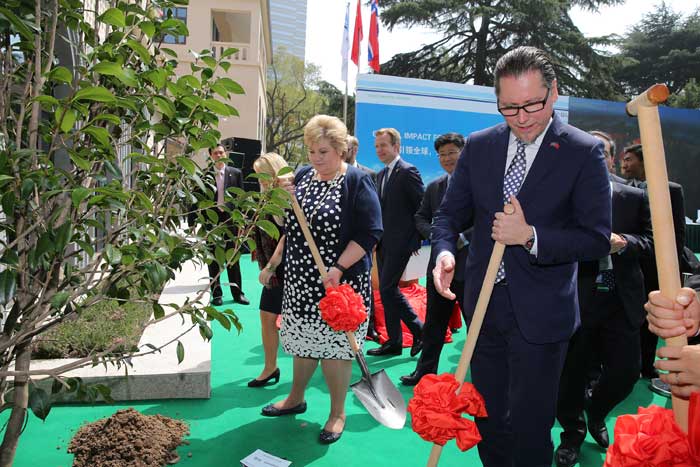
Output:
[221, 137, 261, 192]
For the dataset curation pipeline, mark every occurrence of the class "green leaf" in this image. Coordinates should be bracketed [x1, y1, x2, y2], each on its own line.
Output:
[220, 47, 239, 59]
[75, 240, 95, 258]
[54, 221, 73, 251]
[0, 269, 16, 306]
[50, 291, 70, 310]
[1, 249, 18, 266]
[126, 39, 150, 62]
[176, 156, 196, 175]
[143, 69, 167, 89]
[176, 340, 184, 364]
[73, 86, 116, 103]
[100, 7, 126, 28]
[55, 108, 77, 133]
[48, 66, 73, 84]
[216, 77, 244, 94]
[93, 384, 114, 404]
[69, 152, 91, 171]
[153, 96, 175, 119]
[139, 20, 155, 37]
[153, 303, 165, 320]
[0, 7, 35, 40]
[20, 179, 35, 199]
[34, 95, 59, 107]
[104, 244, 122, 265]
[202, 98, 236, 116]
[28, 387, 51, 421]
[256, 220, 279, 240]
[83, 126, 111, 147]
[93, 62, 138, 87]
[92, 114, 121, 126]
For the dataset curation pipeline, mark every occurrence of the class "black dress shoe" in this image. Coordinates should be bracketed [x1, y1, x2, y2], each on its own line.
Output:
[261, 401, 307, 417]
[212, 296, 223, 306]
[319, 429, 342, 444]
[410, 337, 423, 357]
[554, 444, 580, 467]
[366, 327, 380, 342]
[400, 370, 428, 386]
[248, 368, 280, 388]
[587, 417, 609, 448]
[366, 342, 402, 356]
[233, 293, 250, 305]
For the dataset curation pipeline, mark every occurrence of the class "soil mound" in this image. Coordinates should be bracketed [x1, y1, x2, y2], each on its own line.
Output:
[68, 408, 189, 466]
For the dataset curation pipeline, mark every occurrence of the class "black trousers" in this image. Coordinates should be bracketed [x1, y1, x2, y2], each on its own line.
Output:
[206, 210, 243, 300]
[557, 291, 640, 447]
[376, 245, 423, 345]
[414, 273, 465, 375]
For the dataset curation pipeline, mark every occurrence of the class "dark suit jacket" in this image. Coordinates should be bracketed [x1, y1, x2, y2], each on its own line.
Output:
[577, 182, 653, 328]
[377, 158, 425, 253]
[416, 174, 470, 281]
[188, 165, 243, 228]
[357, 163, 378, 186]
[432, 114, 612, 344]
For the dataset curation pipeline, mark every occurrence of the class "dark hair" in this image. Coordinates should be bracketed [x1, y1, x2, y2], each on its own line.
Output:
[623, 143, 643, 161]
[589, 130, 616, 158]
[208, 143, 225, 155]
[494, 46, 556, 96]
[434, 132, 465, 152]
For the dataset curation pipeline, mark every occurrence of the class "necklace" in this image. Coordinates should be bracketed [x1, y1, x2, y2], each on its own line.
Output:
[300, 169, 342, 226]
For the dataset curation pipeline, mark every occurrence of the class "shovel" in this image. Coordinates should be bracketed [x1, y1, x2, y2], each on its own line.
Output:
[290, 197, 407, 430]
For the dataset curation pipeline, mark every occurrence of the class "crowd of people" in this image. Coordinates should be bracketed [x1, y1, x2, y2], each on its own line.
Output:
[191, 46, 700, 465]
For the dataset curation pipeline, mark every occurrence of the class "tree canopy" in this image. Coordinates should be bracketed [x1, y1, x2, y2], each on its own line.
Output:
[378, 0, 625, 100]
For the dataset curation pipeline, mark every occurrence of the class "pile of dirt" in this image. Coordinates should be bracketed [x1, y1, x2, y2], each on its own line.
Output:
[68, 408, 189, 466]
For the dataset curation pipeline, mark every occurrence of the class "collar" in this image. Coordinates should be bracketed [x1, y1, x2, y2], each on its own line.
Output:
[508, 117, 553, 148]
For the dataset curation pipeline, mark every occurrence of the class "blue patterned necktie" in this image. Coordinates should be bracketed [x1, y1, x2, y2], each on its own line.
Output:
[495, 139, 528, 283]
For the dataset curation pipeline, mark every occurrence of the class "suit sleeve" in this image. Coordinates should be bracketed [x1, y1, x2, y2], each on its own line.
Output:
[404, 165, 425, 213]
[533, 141, 612, 264]
[670, 183, 686, 260]
[620, 189, 653, 259]
[351, 174, 383, 252]
[432, 141, 474, 257]
[414, 183, 434, 240]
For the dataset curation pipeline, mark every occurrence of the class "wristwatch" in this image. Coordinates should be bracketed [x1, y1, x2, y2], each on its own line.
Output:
[524, 232, 535, 253]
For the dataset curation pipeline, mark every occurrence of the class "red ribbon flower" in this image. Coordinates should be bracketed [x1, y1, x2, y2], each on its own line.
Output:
[407, 373, 487, 451]
[319, 284, 367, 332]
[604, 392, 700, 467]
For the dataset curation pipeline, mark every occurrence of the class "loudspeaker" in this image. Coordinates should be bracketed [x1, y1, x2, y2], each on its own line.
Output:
[221, 137, 261, 192]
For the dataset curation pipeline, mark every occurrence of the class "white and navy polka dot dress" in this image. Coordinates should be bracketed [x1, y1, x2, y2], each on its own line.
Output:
[280, 170, 370, 360]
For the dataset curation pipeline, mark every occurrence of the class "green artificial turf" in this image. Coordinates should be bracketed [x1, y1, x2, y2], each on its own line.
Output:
[6, 255, 671, 466]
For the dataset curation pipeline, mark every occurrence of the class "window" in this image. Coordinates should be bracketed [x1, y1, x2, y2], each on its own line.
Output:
[162, 7, 187, 45]
[211, 10, 251, 43]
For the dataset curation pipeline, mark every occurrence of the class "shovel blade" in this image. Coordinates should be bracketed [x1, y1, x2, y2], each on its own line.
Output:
[351, 369, 407, 429]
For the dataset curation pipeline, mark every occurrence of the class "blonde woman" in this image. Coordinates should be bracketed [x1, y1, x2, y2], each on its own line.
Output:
[249, 152, 289, 387]
[259, 115, 383, 444]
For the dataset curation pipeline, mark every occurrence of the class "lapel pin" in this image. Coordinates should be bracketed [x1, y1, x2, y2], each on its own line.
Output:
[550, 142, 560, 150]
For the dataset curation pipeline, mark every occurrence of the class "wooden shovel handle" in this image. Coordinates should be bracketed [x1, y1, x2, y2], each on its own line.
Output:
[626, 84, 669, 116]
[427, 204, 514, 466]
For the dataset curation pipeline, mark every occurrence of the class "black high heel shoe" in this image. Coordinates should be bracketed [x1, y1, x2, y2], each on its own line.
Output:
[248, 368, 280, 388]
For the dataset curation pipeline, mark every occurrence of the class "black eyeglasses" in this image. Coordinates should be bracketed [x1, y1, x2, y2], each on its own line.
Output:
[497, 88, 550, 117]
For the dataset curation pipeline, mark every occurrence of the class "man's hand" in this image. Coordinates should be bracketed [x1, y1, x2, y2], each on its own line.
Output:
[655, 344, 700, 398]
[492, 196, 532, 246]
[433, 254, 456, 300]
[645, 288, 700, 338]
[610, 233, 627, 254]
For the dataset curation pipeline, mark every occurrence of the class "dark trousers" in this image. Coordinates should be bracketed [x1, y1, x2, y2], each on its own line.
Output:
[557, 291, 640, 447]
[376, 245, 423, 345]
[206, 212, 243, 300]
[414, 273, 465, 375]
[470, 286, 568, 467]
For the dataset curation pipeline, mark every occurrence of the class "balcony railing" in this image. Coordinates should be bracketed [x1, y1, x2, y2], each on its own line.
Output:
[211, 41, 250, 62]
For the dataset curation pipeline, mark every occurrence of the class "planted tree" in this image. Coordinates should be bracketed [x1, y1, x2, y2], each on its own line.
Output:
[0, 1, 287, 465]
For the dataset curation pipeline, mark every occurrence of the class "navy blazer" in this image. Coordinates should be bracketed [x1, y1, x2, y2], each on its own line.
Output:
[432, 114, 612, 344]
[294, 165, 383, 277]
[377, 158, 425, 252]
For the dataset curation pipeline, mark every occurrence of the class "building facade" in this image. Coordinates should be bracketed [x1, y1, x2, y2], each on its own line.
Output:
[269, 0, 307, 59]
[165, 0, 273, 158]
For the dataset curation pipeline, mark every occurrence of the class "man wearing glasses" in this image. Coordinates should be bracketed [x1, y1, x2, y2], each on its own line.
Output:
[431, 47, 611, 466]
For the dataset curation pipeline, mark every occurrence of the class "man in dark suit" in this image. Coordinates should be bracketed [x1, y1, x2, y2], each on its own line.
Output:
[621, 143, 689, 380]
[431, 47, 611, 466]
[401, 132, 469, 386]
[589, 130, 626, 183]
[346, 135, 377, 183]
[367, 128, 425, 357]
[192, 144, 249, 307]
[555, 178, 652, 467]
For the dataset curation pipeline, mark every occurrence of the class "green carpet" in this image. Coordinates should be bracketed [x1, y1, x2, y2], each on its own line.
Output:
[7, 255, 671, 466]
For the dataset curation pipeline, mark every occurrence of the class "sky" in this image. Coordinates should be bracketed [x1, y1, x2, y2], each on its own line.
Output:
[305, 0, 698, 92]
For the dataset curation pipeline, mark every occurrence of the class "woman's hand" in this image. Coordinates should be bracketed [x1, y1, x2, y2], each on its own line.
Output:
[323, 267, 343, 289]
[259, 267, 275, 287]
[655, 344, 700, 398]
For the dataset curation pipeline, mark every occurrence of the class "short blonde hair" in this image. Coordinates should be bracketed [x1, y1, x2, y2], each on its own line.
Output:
[303, 115, 348, 155]
[347, 135, 359, 149]
[253, 152, 288, 177]
[374, 128, 401, 146]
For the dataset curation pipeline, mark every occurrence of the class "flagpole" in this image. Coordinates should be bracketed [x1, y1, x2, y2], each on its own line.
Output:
[343, 72, 348, 125]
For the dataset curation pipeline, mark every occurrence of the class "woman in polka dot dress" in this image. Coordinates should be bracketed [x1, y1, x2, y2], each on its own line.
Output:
[259, 115, 382, 445]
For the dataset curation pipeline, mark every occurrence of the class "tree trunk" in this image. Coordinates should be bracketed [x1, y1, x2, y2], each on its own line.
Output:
[473, 16, 491, 86]
[0, 344, 31, 467]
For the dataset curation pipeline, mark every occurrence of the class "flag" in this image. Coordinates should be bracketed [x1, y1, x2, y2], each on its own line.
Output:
[341, 2, 350, 81]
[368, 0, 380, 72]
[351, 0, 363, 66]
